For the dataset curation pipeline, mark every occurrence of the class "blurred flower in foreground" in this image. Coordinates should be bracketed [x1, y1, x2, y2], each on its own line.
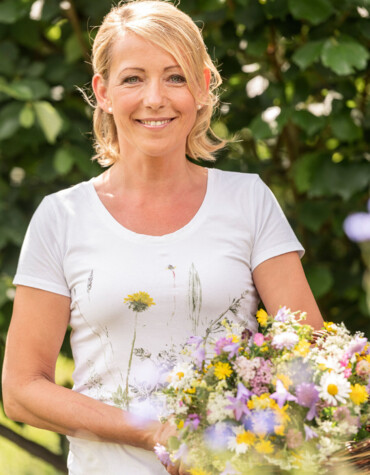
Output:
[343, 200, 370, 242]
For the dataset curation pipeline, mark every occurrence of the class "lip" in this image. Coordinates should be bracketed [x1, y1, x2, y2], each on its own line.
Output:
[135, 117, 176, 129]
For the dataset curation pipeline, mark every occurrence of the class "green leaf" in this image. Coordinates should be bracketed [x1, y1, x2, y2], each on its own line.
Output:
[297, 201, 330, 232]
[0, 79, 33, 100]
[53, 148, 74, 175]
[19, 104, 35, 129]
[292, 41, 325, 70]
[65, 34, 84, 64]
[321, 36, 369, 75]
[331, 113, 362, 142]
[290, 152, 324, 193]
[0, 41, 19, 76]
[0, 102, 22, 140]
[34, 101, 63, 144]
[288, 0, 333, 25]
[0, 0, 25, 24]
[167, 436, 181, 451]
[291, 110, 326, 136]
[310, 161, 370, 201]
[306, 265, 334, 298]
[249, 115, 276, 140]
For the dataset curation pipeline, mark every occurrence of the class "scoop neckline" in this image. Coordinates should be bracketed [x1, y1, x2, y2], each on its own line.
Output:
[85, 167, 215, 242]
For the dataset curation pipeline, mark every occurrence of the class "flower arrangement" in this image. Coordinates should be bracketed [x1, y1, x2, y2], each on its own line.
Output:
[155, 308, 370, 474]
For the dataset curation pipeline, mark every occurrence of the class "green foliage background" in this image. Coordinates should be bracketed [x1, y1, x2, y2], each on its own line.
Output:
[0, 0, 369, 471]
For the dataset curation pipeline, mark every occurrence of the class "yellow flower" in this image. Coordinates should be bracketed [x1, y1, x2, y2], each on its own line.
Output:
[124, 291, 155, 312]
[255, 439, 274, 454]
[177, 419, 184, 429]
[323, 321, 336, 333]
[256, 308, 268, 327]
[185, 387, 196, 394]
[236, 430, 256, 445]
[176, 371, 185, 380]
[273, 374, 292, 389]
[294, 340, 311, 357]
[189, 469, 211, 475]
[350, 384, 369, 405]
[248, 393, 275, 410]
[274, 425, 285, 436]
[214, 362, 232, 380]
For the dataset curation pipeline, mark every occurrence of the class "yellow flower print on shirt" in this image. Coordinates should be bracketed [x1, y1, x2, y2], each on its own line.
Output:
[124, 291, 155, 313]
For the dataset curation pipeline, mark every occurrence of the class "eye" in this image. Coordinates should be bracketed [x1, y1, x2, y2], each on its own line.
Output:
[122, 76, 141, 85]
[168, 74, 186, 84]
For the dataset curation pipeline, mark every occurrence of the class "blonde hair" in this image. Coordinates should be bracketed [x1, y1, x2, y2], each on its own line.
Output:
[91, 0, 226, 166]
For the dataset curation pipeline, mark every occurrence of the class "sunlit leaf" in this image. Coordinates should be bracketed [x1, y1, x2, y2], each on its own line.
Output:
[19, 104, 35, 129]
[53, 148, 74, 175]
[34, 101, 63, 144]
[321, 36, 369, 75]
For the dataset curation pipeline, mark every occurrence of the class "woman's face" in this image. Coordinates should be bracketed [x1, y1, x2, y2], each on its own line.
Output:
[93, 32, 198, 161]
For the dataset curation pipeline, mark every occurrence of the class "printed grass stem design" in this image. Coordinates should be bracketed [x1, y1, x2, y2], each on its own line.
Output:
[123, 291, 155, 410]
[188, 263, 202, 334]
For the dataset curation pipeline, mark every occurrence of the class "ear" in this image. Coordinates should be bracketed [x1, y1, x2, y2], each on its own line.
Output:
[203, 68, 211, 91]
[92, 74, 111, 113]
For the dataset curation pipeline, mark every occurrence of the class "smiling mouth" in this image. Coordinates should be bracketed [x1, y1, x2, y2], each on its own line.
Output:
[136, 118, 175, 127]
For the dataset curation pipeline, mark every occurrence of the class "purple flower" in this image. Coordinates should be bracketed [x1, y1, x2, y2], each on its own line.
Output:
[154, 443, 173, 466]
[343, 201, 370, 242]
[296, 383, 320, 420]
[274, 306, 291, 322]
[223, 342, 241, 359]
[348, 337, 368, 358]
[250, 358, 273, 396]
[187, 335, 203, 348]
[172, 442, 188, 462]
[227, 383, 251, 420]
[270, 379, 297, 408]
[246, 409, 277, 435]
[220, 461, 239, 475]
[215, 337, 234, 355]
[304, 424, 318, 441]
[193, 346, 206, 369]
[253, 333, 264, 346]
[204, 423, 234, 451]
[184, 413, 200, 430]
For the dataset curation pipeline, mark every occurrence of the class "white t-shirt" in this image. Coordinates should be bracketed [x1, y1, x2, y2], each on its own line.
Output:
[14, 168, 304, 474]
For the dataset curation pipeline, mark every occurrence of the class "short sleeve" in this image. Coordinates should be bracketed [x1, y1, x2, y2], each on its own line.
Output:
[250, 178, 304, 271]
[13, 196, 70, 297]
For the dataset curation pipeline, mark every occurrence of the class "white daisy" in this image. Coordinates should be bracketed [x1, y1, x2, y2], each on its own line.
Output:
[227, 426, 255, 454]
[319, 372, 351, 405]
[167, 362, 195, 390]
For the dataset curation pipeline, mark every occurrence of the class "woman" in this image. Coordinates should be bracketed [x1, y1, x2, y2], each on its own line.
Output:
[2, 1, 324, 474]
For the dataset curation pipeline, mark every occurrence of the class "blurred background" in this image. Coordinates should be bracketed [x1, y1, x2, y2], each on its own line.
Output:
[0, 0, 369, 472]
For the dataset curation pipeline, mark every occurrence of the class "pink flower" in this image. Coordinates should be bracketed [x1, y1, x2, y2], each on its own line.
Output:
[253, 333, 264, 346]
[343, 368, 352, 378]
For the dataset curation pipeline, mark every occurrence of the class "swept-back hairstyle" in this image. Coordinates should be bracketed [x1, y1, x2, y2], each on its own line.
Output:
[90, 0, 226, 166]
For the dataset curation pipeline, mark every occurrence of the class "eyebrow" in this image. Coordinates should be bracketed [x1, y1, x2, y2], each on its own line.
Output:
[118, 65, 181, 75]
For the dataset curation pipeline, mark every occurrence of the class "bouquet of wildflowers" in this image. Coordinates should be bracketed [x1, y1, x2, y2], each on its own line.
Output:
[155, 308, 370, 474]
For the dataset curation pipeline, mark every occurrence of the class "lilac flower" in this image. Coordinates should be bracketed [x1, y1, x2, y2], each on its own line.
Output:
[193, 346, 206, 369]
[272, 331, 299, 350]
[304, 424, 318, 441]
[154, 443, 173, 466]
[250, 358, 273, 396]
[296, 383, 320, 420]
[343, 201, 370, 242]
[227, 383, 251, 420]
[223, 342, 241, 359]
[220, 461, 239, 475]
[215, 337, 234, 355]
[204, 423, 234, 451]
[187, 335, 203, 348]
[270, 379, 297, 408]
[348, 337, 368, 358]
[184, 413, 200, 430]
[172, 442, 188, 462]
[274, 306, 291, 322]
[253, 333, 264, 346]
[246, 409, 276, 436]
[333, 406, 360, 428]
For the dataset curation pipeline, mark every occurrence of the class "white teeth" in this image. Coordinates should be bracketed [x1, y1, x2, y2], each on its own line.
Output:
[140, 119, 171, 126]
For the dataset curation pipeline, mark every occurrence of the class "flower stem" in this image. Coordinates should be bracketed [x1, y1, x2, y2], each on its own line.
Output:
[125, 312, 138, 410]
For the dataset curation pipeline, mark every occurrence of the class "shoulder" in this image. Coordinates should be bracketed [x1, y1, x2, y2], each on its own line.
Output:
[42, 180, 92, 216]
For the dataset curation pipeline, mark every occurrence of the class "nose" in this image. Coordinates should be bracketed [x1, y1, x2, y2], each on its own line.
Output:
[142, 79, 166, 110]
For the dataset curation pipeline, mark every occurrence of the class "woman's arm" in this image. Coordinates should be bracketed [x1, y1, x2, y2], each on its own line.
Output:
[2, 286, 175, 450]
[252, 251, 324, 330]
